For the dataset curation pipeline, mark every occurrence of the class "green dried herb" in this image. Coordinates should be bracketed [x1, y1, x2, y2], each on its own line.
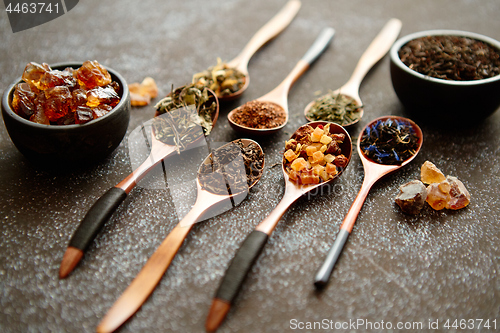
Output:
[192, 58, 246, 97]
[306, 92, 362, 125]
[154, 83, 216, 150]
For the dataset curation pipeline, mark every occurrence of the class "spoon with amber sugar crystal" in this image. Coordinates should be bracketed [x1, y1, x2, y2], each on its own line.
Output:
[313, 116, 423, 288]
[197, 0, 302, 101]
[228, 27, 335, 135]
[304, 18, 402, 126]
[96, 139, 264, 333]
[206, 121, 352, 332]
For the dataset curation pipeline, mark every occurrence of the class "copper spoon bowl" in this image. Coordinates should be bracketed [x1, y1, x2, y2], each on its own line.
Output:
[313, 115, 423, 288]
[228, 27, 335, 136]
[304, 18, 402, 127]
[200, 0, 301, 101]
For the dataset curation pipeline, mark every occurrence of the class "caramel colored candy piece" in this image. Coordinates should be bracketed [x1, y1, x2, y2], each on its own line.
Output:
[30, 105, 49, 125]
[445, 176, 470, 210]
[12, 83, 38, 118]
[426, 180, 451, 210]
[129, 77, 158, 106]
[43, 86, 72, 121]
[86, 85, 120, 108]
[40, 69, 76, 90]
[421, 161, 446, 184]
[71, 89, 88, 111]
[395, 180, 427, 215]
[74, 60, 111, 89]
[75, 106, 94, 124]
[92, 104, 113, 118]
[22, 62, 50, 89]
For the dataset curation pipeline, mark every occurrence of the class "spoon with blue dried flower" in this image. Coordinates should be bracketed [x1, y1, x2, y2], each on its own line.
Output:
[313, 116, 423, 288]
[206, 121, 352, 332]
[59, 83, 219, 279]
[304, 18, 402, 126]
[192, 0, 301, 101]
[96, 139, 264, 333]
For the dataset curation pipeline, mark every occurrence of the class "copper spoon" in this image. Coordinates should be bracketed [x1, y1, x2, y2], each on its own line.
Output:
[304, 18, 402, 126]
[313, 116, 423, 288]
[206, 121, 352, 332]
[96, 139, 264, 333]
[59, 91, 219, 279]
[209, 0, 302, 101]
[228, 27, 335, 136]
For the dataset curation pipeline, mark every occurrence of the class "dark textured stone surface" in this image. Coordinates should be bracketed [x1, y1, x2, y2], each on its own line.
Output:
[1, 1, 499, 332]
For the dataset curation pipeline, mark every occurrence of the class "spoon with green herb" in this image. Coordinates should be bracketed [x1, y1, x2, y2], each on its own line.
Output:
[304, 18, 402, 126]
[192, 0, 301, 101]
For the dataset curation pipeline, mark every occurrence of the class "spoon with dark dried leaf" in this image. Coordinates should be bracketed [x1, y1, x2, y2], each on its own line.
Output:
[59, 85, 218, 279]
[206, 121, 352, 332]
[96, 139, 264, 333]
[313, 116, 423, 288]
[192, 0, 301, 101]
[304, 18, 402, 126]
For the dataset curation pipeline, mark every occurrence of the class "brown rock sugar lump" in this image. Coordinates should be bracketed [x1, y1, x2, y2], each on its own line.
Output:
[73, 60, 111, 89]
[421, 160, 446, 184]
[40, 69, 77, 90]
[43, 86, 73, 121]
[445, 176, 470, 210]
[230, 100, 286, 129]
[22, 62, 50, 89]
[426, 180, 451, 210]
[395, 180, 428, 215]
[12, 83, 38, 118]
[86, 86, 120, 108]
[129, 77, 159, 106]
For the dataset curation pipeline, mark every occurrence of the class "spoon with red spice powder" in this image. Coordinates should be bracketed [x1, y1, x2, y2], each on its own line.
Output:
[228, 27, 335, 135]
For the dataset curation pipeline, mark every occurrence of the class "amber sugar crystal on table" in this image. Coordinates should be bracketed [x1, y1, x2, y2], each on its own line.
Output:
[11, 60, 120, 125]
[283, 123, 348, 184]
[395, 161, 471, 214]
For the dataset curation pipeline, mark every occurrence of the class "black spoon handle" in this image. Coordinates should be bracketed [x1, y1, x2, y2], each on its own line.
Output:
[313, 228, 350, 288]
[68, 187, 127, 251]
[214, 230, 269, 304]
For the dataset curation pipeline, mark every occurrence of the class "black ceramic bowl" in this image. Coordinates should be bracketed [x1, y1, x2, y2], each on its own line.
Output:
[390, 30, 500, 124]
[1, 62, 131, 166]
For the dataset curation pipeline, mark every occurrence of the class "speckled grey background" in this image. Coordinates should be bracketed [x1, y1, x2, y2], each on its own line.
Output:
[1, 1, 499, 332]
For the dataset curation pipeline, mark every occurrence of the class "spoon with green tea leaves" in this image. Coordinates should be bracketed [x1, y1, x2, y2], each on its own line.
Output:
[59, 84, 219, 279]
[206, 121, 352, 332]
[192, 0, 301, 101]
[304, 18, 402, 126]
[96, 139, 264, 333]
[228, 27, 335, 136]
[313, 116, 423, 288]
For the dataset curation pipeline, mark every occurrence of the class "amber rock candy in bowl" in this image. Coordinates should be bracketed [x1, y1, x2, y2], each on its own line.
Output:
[1, 61, 131, 167]
[389, 30, 500, 125]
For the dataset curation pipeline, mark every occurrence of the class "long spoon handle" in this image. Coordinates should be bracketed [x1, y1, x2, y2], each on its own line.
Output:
[230, 0, 302, 71]
[313, 175, 375, 288]
[206, 190, 298, 332]
[263, 27, 335, 104]
[345, 18, 402, 89]
[96, 223, 193, 333]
